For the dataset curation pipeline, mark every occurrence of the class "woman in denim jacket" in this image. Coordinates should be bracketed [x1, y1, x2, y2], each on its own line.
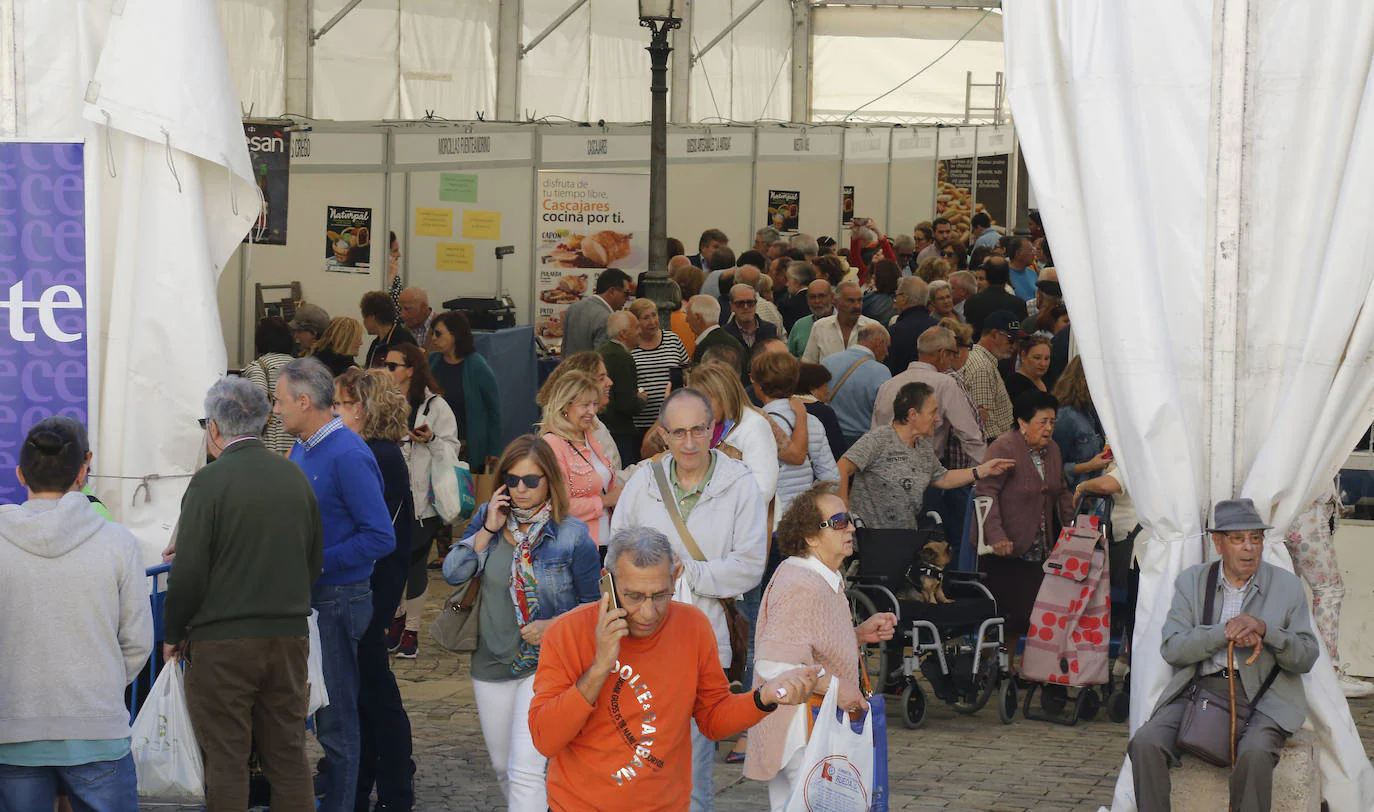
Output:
[1050, 357, 1110, 487]
[442, 434, 599, 811]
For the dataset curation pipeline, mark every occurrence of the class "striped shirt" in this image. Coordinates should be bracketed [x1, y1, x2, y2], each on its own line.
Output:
[243, 352, 295, 455]
[1205, 574, 1255, 675]
[631, 330, 689, 430]
[961, 344, 1013, 439]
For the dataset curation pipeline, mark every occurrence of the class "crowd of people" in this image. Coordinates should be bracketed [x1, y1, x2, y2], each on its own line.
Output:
[0, 216, 1366, 812]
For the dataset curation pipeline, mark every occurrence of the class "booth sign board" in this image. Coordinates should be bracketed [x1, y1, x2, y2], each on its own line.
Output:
[392, 131, 536, 165]
[756, 130, 843, 159]
[843, 129, 892, 163]
[667, 131, 755, 160]
[0, 142, 88, 505]
[540, 134, 650, 164]
[292, 132, 386, 167]
[891, 129, 938, 160]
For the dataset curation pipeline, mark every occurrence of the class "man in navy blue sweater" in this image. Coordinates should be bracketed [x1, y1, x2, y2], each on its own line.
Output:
[274, 358, 396, 812]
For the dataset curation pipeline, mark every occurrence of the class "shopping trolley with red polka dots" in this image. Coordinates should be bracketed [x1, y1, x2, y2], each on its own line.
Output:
[1019, 512, 1112, 726]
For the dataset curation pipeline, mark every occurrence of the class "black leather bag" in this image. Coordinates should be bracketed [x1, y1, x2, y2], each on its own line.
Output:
[1174, 562, 1280, 767]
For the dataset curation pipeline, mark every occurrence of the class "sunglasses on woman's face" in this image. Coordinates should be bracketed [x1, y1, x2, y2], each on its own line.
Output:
[503, 473, 546, 490]
[384, 361, 410, 371]
[818, 512, 851, 531]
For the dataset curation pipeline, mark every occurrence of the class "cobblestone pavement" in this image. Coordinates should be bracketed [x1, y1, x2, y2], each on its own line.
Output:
[379, 572, 1374, 812]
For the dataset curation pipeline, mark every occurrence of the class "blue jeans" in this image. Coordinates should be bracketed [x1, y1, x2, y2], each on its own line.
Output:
[313, 580, 374, 812]
[690, 720, 715, 812]
[0, 753, 137, 812]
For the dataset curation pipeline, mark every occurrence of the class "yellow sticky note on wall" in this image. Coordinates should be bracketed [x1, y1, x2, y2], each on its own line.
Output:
[415, 208, 453, 237]
[437, 242, 475, 272]
[462, 210, 501, 240]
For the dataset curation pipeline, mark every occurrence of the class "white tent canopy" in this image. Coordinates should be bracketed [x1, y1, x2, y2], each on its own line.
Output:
[213, 0, 1000, 124]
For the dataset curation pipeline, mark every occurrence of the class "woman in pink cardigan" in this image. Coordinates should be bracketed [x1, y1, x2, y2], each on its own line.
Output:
[744, 481, 897, 811]
[974, 389, 1075, 645]
[539, 371, 621, 546]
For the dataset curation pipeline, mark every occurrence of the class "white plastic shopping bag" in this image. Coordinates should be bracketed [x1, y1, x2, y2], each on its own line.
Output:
[129, 662, 204, 802]
[307, 608, 330, 715]
[783, 676, 875, 812]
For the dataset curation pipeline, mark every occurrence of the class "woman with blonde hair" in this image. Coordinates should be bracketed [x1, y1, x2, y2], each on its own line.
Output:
[1051, 356, 1109, 487]
[443, 435, 599, 811]
[539, 370, 620, 546]
[333, 367, 416, 809]
[311, 316, 364, 377]
[538, 352, 622, 473]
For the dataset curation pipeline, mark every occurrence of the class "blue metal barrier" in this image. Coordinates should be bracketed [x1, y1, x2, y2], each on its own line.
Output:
[129, 562, 171, 723]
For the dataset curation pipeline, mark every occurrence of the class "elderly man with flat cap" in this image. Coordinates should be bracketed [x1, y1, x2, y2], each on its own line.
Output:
[1127, 498, 1319, 812]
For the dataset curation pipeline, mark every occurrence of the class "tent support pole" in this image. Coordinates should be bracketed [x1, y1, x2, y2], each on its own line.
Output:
[311, 0, 363, 43]
[522, 0, 590, 57]
[496, 0, 522, 120]
[790, 0, 811, 122]
[285, 0, 311, 116]
[1202, 0, 1255, 519]
[670, 0, 693, 122]
[691, 0, 768, 66]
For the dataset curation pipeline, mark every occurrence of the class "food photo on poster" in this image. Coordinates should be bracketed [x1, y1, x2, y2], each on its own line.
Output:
[535, 172, 647, 350]
[243, 122, 290, 245]
[842, 186, 854, 224]
[767, 189, 800, 232]
[324, 205, 372, 273]
[936, 158, 978, 243]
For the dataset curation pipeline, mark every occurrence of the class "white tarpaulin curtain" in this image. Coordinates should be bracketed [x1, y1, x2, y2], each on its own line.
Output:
[11, 0, 257, 564]
[1003, 1, 1374, 809]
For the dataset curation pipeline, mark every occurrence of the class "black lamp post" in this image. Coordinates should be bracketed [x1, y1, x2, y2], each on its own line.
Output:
[639, 0, 681, 330]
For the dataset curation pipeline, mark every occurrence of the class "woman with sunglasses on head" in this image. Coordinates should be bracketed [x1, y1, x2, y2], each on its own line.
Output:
[333, 368, 417, 810]
[538, 352, 624, 475]
[443, 435, 599, 812]
[539, 370, 621, 547]
[743, 481, 897, 811]
[428, 310, 502, 474]
[384, 342, 461, 659]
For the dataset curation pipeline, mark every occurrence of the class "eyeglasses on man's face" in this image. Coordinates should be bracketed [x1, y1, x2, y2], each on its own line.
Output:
[732, 298, 757, 308]
[1221, 531, 1265, 547]
[664, 423, 712, 441]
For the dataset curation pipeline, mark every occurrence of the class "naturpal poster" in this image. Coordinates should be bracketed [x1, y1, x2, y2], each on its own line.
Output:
[534, 171, 647, 350]
[767, 190, 800, 233]
[243, 122, 290, 245]
[324, 205, 372, 273]
[841, 186, 855, 225]
[0, 142, 88, 504]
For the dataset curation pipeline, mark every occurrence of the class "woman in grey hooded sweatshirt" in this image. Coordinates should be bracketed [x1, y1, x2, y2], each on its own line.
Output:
[0, 417, 153, 810]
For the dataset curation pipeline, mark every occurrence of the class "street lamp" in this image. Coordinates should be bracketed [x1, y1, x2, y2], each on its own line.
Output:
[639, 0, 681, 330]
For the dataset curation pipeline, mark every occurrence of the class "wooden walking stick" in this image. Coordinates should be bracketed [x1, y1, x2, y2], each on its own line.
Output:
[1228, 641, 1238, 768]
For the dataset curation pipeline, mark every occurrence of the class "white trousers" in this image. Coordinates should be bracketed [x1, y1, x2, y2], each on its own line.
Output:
[767, 747, 806, 812]
[472, 674, 547, 812]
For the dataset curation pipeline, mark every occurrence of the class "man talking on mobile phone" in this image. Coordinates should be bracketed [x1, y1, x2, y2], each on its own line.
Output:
[529, 526, 820, 812]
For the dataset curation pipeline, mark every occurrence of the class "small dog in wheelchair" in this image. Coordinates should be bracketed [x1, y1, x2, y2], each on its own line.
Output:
[900, 539, 953, 603]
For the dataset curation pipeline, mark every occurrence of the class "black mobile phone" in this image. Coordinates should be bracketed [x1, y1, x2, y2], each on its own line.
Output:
[668, 365, 686, 391]
[599, 571, 619, 611]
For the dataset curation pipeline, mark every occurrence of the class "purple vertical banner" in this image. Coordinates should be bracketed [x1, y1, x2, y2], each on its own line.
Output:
[0, 142, 87, 505]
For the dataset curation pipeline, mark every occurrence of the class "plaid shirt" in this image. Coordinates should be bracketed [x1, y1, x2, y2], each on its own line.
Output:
[941, 368, 986, 470]
[1205, 574, 1255, 675]
[297, 416, 346, 452]
[962, 345, 1014, 439]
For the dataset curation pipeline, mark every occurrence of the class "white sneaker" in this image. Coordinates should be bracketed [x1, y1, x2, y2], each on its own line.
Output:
[1338, 668, 1374, 698]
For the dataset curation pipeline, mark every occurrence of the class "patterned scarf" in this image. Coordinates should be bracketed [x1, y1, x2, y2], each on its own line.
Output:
[507, 501, 552, 675]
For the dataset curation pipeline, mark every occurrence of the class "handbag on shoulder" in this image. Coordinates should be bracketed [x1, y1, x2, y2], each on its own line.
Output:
[430, 576, 482, 653]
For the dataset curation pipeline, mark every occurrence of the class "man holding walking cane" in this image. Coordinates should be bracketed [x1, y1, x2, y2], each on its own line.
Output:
[1126, 498, 1319, 812]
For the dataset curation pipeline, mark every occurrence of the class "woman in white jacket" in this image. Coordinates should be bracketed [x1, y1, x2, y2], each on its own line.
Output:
[384, 343, 461, 658]
[686, 361, 779, 504]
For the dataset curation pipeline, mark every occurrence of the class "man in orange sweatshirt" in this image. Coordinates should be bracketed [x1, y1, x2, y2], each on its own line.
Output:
[529, 526, 821, 812]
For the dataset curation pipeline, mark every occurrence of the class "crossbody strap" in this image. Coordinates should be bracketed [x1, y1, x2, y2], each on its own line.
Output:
[652, 459, 707, 562]
[824, 358, 868, 404]
[1192, 562, 1222, 683]
[554, 433, 608, 495]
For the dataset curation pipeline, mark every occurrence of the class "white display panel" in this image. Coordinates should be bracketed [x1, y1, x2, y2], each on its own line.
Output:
[888, 159, 938, 234]
[221, 172, 392, 368]
[667, 162, 754, 251]
[841, 161, 890, 237]
[754, 159, 843, 240]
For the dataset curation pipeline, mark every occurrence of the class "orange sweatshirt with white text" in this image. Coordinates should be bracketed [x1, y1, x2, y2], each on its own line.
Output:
[529, 600, 770, 812]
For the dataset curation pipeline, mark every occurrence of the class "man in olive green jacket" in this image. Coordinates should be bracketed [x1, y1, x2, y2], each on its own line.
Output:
[596, 310, 646, 465]
[163, 377, 324, 811]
